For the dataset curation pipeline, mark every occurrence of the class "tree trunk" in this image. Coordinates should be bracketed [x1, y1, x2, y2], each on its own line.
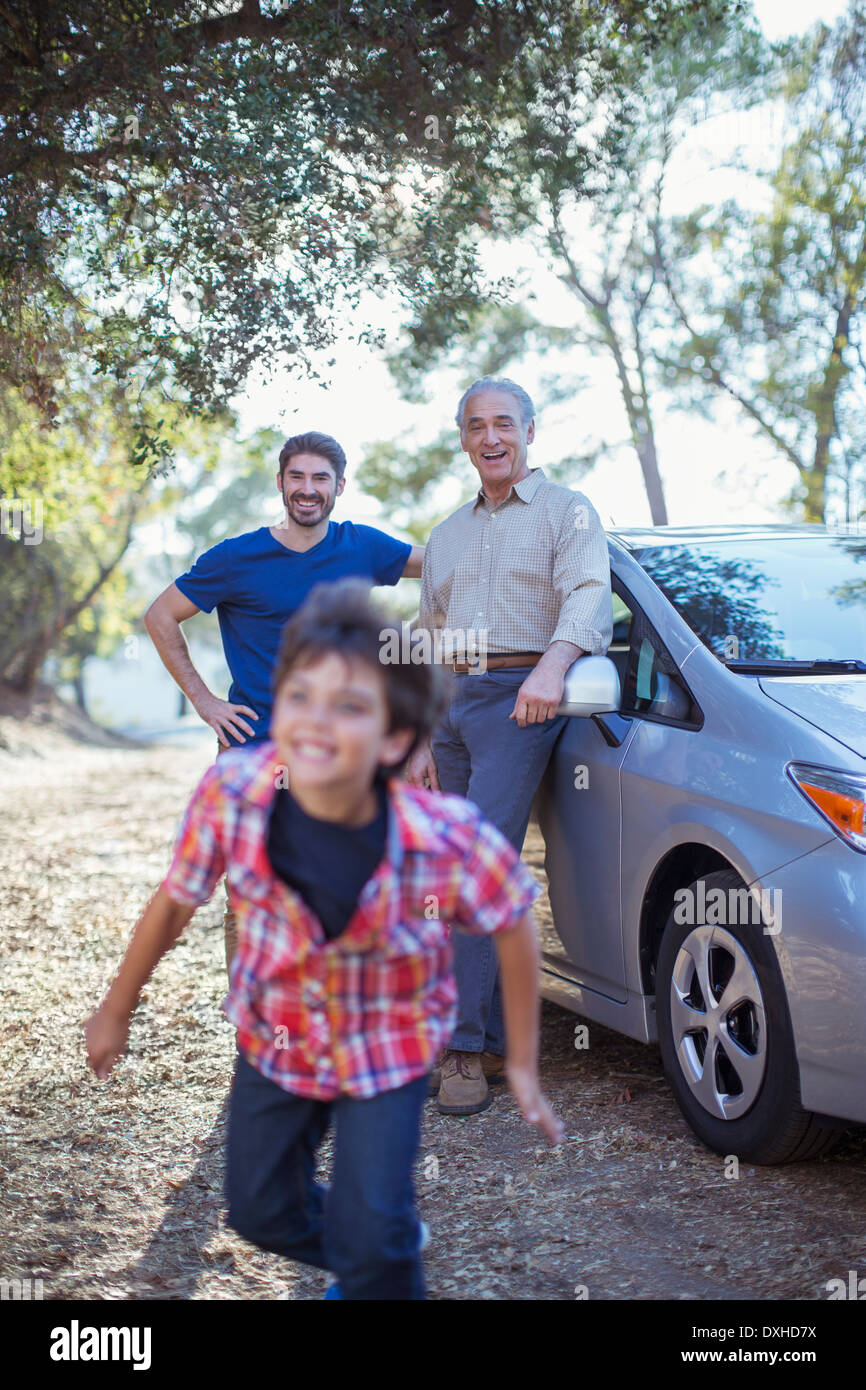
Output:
[550, 215, 670, 526]
[809, 292, 855, 523]
[634, 432, 668, 526]
[1, 496, 141, 695]
[7, 629, 55, 692]
[73, 667, 88, 715]
[602, 310, 669, 525]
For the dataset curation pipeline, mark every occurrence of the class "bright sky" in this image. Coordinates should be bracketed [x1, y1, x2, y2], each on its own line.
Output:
[225, 0, 853, 540]
[754, 0, 849, 38]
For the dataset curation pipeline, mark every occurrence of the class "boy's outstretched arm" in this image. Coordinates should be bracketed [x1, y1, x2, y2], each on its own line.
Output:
[84, 886, 196, 1080]
[495, 910, 565, 1145]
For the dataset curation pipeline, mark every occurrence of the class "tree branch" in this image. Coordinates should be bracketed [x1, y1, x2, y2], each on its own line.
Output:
[0, 1, 381, 118]
[0, 4, 42, 67]
[549, 206, 606, 312]
[59, 492, 143, 634]
[652, 219, 808, 478]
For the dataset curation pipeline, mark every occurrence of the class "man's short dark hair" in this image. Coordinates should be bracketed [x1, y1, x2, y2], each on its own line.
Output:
[278, 431, 347, 484]
[272, 579, 449, 772]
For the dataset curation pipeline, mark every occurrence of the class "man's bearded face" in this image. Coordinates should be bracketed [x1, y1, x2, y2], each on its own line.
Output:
[280, 453, 341, 526]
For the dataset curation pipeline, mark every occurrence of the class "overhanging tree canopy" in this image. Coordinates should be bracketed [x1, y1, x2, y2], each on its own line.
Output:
[0, 0, 738, 442]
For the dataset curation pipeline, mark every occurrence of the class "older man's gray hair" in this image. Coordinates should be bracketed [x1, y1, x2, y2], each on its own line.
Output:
[455, 377, 535, 430]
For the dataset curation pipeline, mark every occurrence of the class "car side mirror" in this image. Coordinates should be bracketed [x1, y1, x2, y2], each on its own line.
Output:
[556, 654, 621, 717]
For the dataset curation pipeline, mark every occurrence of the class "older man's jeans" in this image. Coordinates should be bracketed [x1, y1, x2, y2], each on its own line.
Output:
[226, 1053, 428, 1299]
[431, 667, 566, 1056]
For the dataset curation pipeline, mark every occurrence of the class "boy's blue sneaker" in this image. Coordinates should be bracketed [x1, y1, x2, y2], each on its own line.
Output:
[323, 1220, 429, 1298]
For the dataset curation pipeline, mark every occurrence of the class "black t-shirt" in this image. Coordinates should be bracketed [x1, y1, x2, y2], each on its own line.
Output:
[265, 777, 389, 940]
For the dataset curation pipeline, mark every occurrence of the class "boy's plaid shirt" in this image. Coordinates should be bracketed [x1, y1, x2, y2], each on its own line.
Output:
[162, 741, 540, 1099]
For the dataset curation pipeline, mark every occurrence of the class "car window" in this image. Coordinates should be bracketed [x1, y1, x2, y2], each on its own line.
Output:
[611, 591, 632, 644]
[632, 535, 866, 665]
[616, 593, 700, 725]
[606, 590, 633, 693]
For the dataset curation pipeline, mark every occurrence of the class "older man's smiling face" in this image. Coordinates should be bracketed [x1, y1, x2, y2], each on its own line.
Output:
[460, 388, 535, 495]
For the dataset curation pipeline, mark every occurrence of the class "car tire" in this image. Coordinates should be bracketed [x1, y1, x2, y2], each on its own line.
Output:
[656, 869, 840, 1164]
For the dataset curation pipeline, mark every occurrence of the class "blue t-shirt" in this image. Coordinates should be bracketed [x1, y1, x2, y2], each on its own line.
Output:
[175, 522, 411, 745]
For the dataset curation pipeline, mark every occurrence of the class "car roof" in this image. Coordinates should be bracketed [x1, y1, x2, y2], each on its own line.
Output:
[608, 523, 832, 552]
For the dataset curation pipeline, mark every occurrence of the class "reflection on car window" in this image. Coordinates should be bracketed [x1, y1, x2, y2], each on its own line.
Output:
[633, 536, 866, 663]
[611, 592, 632, 644]
[607, 590, 633, 694]
[622, 608, 697, 723]
[636, 638, 656, 701]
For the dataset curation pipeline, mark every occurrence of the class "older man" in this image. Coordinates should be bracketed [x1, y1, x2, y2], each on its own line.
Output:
[407, 377, 613, 1116]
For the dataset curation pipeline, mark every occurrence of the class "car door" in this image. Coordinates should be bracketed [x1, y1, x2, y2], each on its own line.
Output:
[617, 589, 704, 995]
[535, 589, 638, 1002]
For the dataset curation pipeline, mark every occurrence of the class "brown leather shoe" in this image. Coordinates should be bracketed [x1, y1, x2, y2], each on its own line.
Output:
[436, 1050, 491, 1115]
[428, 1049, 448, 1096]
[429, 1049, 506, 1095]
[480, 1051, 506, 1083]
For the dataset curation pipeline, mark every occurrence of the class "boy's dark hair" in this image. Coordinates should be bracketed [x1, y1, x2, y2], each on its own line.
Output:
[278, 431, 347, 484]
[271, 579, 450, 772]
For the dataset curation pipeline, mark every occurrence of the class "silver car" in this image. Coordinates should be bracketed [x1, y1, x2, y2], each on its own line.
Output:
[537, 524, 866, 1164]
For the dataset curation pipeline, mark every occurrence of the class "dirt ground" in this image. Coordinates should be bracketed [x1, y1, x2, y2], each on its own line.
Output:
[2, 725, 865, 1302]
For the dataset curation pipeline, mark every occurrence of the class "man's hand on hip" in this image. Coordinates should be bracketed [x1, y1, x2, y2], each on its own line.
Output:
[404, 740, 440, 790]
[195, 693, 260, 746]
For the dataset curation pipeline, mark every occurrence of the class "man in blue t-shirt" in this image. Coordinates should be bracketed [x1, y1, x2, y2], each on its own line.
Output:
[144, 429, 422, 965]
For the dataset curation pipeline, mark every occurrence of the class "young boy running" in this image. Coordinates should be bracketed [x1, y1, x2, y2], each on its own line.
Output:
[85, 579, 563, 1300]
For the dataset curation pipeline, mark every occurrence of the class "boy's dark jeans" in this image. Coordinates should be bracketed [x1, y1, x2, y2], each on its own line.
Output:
[226, 1052, 429, 1300]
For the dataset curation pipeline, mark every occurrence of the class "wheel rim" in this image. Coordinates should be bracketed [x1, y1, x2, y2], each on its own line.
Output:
[669, 924, 767, 1121]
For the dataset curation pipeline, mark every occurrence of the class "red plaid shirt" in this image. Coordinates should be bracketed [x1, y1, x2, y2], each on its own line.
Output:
[162, 741, 540, 1099]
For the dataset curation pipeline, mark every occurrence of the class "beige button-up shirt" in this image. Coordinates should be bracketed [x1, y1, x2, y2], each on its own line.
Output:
[419, 467, 613, 657]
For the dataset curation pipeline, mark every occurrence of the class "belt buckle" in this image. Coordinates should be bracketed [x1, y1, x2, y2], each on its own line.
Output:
[453, 655, 485, 674]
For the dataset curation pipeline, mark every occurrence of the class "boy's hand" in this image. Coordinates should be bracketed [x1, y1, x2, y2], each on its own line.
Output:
[506, 1064, 564, 1145]
[85, 1006, 130, 1080]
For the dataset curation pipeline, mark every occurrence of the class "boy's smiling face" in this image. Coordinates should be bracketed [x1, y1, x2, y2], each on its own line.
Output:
[270, 650, 414, 808]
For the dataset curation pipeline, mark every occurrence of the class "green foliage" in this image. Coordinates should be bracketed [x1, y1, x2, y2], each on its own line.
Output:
[0, 384, 145, 686]
[360, 299, 600, 532]
[362, 6, 761, 527]
[139, 421, 284, 654]
[0, 378, 247, 688]
[363, 434, 466, 521]
[368, 5, 866, 528]
[0, 0, 739, 439]
[656, 4, 866, 522]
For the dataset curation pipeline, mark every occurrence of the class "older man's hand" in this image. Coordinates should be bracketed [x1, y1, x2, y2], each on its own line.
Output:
[509, 662, 566, 726]
[404, 740, 440, 790]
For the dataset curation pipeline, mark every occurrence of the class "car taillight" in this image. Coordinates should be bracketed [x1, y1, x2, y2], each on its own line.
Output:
[787, 764, 866, 853]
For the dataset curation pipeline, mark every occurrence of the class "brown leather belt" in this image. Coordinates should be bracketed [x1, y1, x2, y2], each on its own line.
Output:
[451, 652, 542, 674]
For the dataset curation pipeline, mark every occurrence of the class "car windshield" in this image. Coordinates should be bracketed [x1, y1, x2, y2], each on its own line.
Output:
[632, 534, 866, 666]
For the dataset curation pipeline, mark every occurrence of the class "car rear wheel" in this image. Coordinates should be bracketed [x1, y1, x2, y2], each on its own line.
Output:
[656, 870, 840, 1164]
